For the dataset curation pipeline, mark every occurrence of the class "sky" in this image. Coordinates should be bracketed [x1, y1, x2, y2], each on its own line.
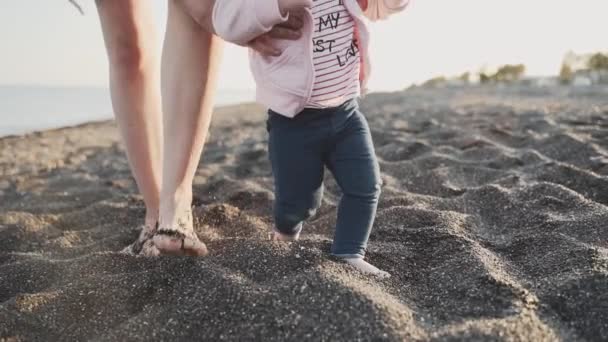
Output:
[0, 0, 607, 92]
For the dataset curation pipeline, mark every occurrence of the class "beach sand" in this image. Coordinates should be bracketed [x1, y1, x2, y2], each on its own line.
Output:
[1, 85, 607, 341]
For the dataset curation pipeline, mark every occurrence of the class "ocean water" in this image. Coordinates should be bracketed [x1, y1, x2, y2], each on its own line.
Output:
[0, 86, 254, 137]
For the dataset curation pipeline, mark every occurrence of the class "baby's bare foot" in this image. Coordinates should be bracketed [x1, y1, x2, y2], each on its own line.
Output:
[343, 257, 391, 279]
[271, 229, 300, 241]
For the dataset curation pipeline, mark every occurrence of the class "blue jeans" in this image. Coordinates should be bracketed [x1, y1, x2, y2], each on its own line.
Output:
[266, 99, 381, 258]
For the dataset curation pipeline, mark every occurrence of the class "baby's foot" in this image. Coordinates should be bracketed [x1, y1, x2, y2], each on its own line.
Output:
[271, 229, 300, 242]
[343, 257, 391, 279]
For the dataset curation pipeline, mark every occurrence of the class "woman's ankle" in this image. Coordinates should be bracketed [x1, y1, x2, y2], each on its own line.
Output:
[144, 210, 158, 229]
[159, 187, 193, 228]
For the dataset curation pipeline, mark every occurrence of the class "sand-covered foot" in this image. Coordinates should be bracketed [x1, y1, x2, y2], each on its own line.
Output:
[343, 257, 391, 279]
[121, 223, 157, 255]
[139, 238, 160, 257]
[154, 208, 208, 256]
[271, 229, 300, 242]
[153, 228, 208, 256]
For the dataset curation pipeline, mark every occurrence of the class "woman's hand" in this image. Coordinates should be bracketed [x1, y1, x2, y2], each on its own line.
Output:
[248, 9, 306, 56]
[278, 0, 313, 15]
[176, 0, 308, 56]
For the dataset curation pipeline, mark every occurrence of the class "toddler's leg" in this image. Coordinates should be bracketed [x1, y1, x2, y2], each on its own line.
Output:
[326, 107, 388, 278]
[267, 111, 326, 240]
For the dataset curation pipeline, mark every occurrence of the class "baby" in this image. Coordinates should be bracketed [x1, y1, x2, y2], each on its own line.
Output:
[212, 0, 409, 277]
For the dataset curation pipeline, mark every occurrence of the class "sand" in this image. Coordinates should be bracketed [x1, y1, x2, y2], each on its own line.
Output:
[1, 85, 607, 341]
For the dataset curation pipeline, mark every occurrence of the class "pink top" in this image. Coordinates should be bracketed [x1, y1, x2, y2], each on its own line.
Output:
[306, 0, 361, 108]
[212, 0, 410, 117]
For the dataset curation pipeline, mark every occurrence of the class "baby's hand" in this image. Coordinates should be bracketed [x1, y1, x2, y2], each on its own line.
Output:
[278, 0, 313, 16]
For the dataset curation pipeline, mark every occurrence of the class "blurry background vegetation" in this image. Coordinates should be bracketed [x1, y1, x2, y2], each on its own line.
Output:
[419, 51, 608, 88]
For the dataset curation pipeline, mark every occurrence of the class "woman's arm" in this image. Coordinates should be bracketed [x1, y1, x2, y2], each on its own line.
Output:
[212, 0, 288, 45]
[212, 0, 312, 46]
[175, 0, 307, 55]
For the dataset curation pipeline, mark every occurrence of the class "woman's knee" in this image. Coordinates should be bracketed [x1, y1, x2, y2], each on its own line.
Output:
[107, 42, 148, 76]
[97, 0, 155, 76]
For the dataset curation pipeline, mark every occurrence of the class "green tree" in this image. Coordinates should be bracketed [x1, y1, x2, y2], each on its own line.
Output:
[588, 53, 608, 71]
[458, 72, 470, 83]
[492, 64, 526, 82]
[422, 76, 447, 87]
[479, 72, 491, 84]
[559, 63, 573, 84]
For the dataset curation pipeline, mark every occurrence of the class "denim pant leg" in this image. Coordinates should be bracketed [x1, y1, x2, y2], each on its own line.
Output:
[267, 110, 327, 236]
[326, 107, 382, 258]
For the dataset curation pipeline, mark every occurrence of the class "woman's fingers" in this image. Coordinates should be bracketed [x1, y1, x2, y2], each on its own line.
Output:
[248, 9, 306, 56]
[267, 9, 305, 39]
[278, 10, 305, 30]
[248, 36, 282, 56]
[267, 26, 302, 40]
[278, 0, 312, 15]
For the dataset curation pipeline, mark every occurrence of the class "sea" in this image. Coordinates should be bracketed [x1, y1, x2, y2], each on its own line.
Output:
[0, 85, 254, 137]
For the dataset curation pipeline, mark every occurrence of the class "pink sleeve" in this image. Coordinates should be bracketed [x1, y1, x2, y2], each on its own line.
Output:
[363, 0, 410, 21]
[213, 0, 289, 45]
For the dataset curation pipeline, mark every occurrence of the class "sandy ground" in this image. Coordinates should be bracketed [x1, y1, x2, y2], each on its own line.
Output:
[0, 85, 607, 341]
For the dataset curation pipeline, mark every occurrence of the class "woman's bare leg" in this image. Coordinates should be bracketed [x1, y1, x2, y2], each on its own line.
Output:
[153, 0, 224, 255]
[96, 0, 162, 231]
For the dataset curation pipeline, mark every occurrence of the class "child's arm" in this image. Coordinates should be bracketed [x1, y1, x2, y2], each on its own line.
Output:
[359, 0, 410, 21]
[213, 0, 311, 46]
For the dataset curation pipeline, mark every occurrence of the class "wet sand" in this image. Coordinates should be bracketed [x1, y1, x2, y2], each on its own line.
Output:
[1, 85, 607, 341]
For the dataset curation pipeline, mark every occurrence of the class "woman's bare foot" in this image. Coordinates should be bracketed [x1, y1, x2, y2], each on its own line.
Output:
[153, 209, 208, 256]
[139, 238, 161, 256]
[343, 257, 391, 279]
[153, 230, 208, 256]
[121, 223, 157, 255]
